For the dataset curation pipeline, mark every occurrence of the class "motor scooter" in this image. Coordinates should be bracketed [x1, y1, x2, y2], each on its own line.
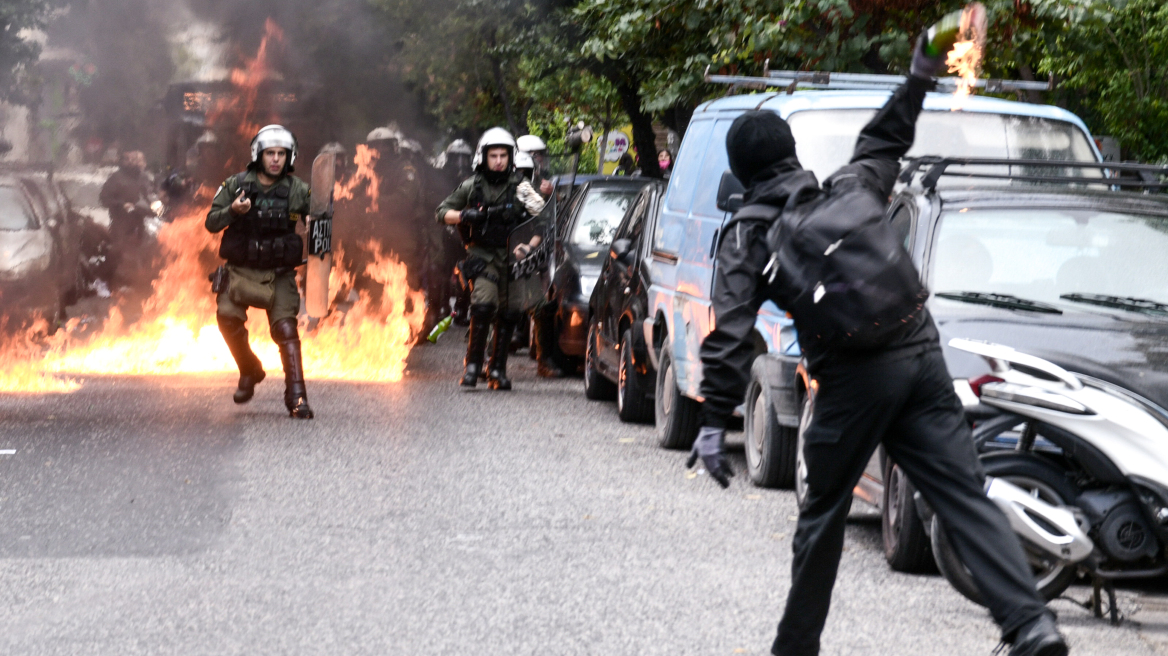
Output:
[919, 338, 1168, 623]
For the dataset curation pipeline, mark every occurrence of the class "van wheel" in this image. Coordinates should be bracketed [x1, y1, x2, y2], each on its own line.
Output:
[654, 341, 699, 450]
[617, 329, 654, 423]
[881, 460, 935, 573]
[584, 320, 616, 400]
[743, 359, 796, 488]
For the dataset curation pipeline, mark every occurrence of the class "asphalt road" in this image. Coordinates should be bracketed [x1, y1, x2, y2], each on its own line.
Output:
[1, 333, 1167, 655]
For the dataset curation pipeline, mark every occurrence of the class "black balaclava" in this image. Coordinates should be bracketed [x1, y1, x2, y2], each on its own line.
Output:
[725, 110, 799, 187]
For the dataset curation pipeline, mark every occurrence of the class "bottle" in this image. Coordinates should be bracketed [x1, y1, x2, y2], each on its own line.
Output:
[924, 8, 964, 58]
[427, 314, 454, 343]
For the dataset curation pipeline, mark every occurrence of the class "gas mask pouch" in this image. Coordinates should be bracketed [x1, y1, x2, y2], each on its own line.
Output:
[225, 264, 277, 310]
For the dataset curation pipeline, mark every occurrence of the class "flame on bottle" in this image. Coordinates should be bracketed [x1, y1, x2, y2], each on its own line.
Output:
[946, 3, 987, 111]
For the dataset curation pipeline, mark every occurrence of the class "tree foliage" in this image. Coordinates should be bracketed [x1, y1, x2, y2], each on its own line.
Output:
[0, 0, 57, 103]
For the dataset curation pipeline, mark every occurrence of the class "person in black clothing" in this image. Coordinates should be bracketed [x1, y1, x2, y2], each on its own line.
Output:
[688, 34, 1068, 656]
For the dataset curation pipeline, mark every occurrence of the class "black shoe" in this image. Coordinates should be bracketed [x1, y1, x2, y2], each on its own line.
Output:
[487, 368, 512, 390]
[461, 362, 481, 387]
[1009, 613, 1067, 656]
[234, 369, 266, 404]
[537, 361, 565, 378]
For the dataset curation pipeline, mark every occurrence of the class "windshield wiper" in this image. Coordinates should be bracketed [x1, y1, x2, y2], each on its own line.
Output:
[1060, 293, 1168, 316]
[934, 291, 1063, 314]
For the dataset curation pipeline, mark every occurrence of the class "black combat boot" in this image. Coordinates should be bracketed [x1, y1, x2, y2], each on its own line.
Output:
[462, 304, 493, 387]
[217, 315, 265, 404]
[533, 303, 565, 378]
[487, 312, 517, 391]
[271, 318, 314, 419]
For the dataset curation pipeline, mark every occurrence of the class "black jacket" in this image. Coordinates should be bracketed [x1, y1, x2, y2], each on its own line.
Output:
[736, 75, 939, 371]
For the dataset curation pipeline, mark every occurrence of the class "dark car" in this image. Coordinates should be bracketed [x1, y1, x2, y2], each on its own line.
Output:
[775, 159, 1168, 572]
[583, 180, 667, 421]
[544, 177, 652, 370]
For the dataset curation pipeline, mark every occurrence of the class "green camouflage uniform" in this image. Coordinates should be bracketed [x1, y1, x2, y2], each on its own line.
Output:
[205, 170, 311, 325]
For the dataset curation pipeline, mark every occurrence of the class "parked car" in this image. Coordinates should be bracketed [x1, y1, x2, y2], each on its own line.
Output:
[0, 172, 85, 333]
[646, 85, 1104, 467]
[543, 177, 652, 371]
[584, 179, 667, 422]
[821, 159, 1168, 575]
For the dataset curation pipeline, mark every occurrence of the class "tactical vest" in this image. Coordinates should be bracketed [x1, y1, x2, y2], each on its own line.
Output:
[218, 172, 304, 269]
[461, 174, 526, 248]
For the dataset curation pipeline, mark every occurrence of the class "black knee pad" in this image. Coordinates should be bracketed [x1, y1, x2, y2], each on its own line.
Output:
[270, 317, 299, 345]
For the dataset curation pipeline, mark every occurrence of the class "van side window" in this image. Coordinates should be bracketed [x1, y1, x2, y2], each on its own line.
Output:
[689, 119, 734, 218]
[889, 203, 913, 249]
[662, 120, 713, 215]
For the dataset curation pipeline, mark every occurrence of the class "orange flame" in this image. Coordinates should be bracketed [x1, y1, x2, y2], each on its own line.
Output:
[333, 144, 381, 212]
[946, 3, 987, 110]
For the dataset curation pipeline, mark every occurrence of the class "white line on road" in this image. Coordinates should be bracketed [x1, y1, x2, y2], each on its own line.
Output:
[0, 450, 16, 455]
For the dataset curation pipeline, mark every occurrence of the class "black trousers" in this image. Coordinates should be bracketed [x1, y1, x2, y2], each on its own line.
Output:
[698, 220, 770, 428]
[773, 347, 1047, 655]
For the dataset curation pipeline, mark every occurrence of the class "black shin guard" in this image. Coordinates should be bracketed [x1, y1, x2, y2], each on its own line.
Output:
[488, 311, 518, 391]
[462, 304, 495, 387]
[271, 318, 313, 419]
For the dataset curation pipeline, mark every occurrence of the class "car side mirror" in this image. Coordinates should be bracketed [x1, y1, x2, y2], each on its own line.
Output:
[716, 170, 745, 213]
[610, 238, 633, 263]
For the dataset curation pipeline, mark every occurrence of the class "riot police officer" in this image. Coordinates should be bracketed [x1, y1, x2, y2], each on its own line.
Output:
[436, 128, 541, 390]
[516, 134, 554, 197]
[205, 124, 314, 419]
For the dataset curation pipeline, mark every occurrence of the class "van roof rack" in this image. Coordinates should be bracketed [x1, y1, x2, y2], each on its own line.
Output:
[703, 67, 1054, 95]
[897, 157, 1168, 192]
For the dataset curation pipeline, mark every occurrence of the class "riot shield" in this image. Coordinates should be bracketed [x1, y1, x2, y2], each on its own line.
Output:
[507, 216, 550, 314]
[306, 151, 335, 318]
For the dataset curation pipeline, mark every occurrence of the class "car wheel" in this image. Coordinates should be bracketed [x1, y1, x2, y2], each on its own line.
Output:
[881, 460, 935, 573]
[931, 453, 1078, 606]
[654, 340, 700, 450]
[617, 328, 654, 423]
[794, 393, 813, 507]
[583, 320, 616, 400]
[743, 358, 797, 489]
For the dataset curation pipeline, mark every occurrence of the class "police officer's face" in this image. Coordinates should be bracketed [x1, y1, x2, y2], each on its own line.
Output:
[262, 148, 287, 176]
[486, 147, 510, 172]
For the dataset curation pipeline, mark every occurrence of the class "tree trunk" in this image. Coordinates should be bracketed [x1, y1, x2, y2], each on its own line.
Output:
[487, 33, 523, 135]
[616, 80, 662, 179]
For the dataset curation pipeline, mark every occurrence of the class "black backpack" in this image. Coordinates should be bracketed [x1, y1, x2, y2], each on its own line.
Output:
[754, 181, 928, 351]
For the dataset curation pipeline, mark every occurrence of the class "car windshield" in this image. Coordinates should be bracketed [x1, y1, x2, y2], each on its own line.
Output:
[931, 207, 1168, 310]
[787, 110, 1098, 183]
[0, 187, 34, 231]
[570, 187, 637, 254]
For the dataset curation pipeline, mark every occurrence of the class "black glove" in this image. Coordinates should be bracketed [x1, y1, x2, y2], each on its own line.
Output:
[686, 426, 734, 489]
[460, 208, 486, 227]
[910, 31, 948, 80]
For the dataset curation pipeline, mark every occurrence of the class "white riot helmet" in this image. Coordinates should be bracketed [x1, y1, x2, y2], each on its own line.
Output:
[514, 150, 535, 171]
[473, 127, 516, 172]
[445, 139, 473, 156]
[250, 124, 298, 169]
[516, 134, 547, 154]
[366, 124, 404, 153]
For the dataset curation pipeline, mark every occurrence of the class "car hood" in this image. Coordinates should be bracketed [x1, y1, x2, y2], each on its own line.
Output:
[934, 298, 1168, 411]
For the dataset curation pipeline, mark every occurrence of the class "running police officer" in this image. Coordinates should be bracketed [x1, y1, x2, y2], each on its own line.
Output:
[687, 31, 1066, 656]
[436, 128, 542, 390]
[205, 124, 314, 419]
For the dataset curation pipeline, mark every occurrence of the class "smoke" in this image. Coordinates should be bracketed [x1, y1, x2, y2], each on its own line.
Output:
[46, 0, 432, 172]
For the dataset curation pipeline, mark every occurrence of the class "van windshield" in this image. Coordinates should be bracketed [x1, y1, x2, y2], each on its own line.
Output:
[787, 110, 1098, 182]
[0, 187, 35, 231]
